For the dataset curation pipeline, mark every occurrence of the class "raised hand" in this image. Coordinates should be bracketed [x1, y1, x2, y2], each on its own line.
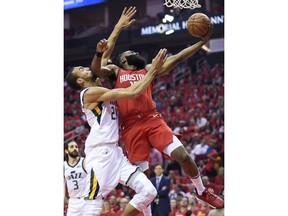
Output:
[149, 48, 168, 76]
[115, 6, 137, 30]
[96, 39, 108, 53]
[201, 24, 213, 43]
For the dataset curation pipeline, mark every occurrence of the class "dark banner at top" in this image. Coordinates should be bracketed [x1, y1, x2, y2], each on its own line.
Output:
[64, 0, 106, 10]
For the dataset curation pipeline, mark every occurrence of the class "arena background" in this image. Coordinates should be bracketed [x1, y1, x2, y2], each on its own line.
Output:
[64, 0, 224, 209]
[1, 0, 287, 216]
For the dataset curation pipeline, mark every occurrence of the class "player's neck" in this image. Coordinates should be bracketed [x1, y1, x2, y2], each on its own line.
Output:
[68, 156, 79, 166]
[84, 81, 96, 88]
[125, 65, 137, 70]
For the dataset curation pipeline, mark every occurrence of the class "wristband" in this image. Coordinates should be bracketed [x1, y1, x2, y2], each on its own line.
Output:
[96, 52, 103, 57]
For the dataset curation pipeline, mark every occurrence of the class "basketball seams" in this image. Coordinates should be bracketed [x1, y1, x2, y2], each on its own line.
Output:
[194, 25, 206, 36]
[187, 13, 211, 37]
[192, 14, 196, 37]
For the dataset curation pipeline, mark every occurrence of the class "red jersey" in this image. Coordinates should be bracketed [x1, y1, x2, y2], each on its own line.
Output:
[115, 68, 157, 121]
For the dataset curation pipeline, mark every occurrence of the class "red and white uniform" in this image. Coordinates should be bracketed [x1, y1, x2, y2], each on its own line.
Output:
[115, 68, 175, 163]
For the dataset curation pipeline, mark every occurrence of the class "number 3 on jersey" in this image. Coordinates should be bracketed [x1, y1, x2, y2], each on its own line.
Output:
[72, 180, 79, 190]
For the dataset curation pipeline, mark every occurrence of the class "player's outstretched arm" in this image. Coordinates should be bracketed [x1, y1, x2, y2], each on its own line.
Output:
[90, 6, 137, 78]
[147, 26, 213, 77]
[102, 6, 137, 66]
[91, 39, 108, 78]
[84, 49, 167, 104]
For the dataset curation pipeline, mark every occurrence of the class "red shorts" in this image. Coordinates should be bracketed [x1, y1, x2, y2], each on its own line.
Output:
[121, 112, 174, 163]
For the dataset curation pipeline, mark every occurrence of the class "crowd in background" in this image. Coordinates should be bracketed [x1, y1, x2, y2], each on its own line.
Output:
[64, 48, 224, 215]
[64, 0, 225, 214]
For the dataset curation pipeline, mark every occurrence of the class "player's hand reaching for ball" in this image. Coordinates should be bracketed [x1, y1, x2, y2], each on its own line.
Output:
[149, 48, 168, 76]
[201, 25, 213, 43]
[96, 39, 108, 53]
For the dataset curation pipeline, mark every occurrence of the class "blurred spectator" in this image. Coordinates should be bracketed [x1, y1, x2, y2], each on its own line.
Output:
[192, 201, 211, 216]
[100, 200, 116, 216]
[175, 193, 184, 210]
[167, 170, 181, 187]
[173, 120, 187, 134]
[187, 193, 197, 212]
[168, 198, 178, 216]
[108, 195, 119, 213]
[192, 88, 201, 103]
[197, 160, 205, 175]
[174, 196, 192, 216]
[214, 167, 224, 187]
[169, 184, 186, 200]
[115, 197, 128, 216]
[203, 143, 220, 178]
[151, 164, 171, 216]
[195, 111, 208, 129]
[190, 138, 209, 161]
[170, 95, 183, 112]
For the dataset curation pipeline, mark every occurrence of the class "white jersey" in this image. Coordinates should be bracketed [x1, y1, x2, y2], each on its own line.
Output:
[64, 157, 87, 198]
[80, 88, 119, 148]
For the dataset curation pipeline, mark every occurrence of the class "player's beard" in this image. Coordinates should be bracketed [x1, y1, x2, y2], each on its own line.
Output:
[68, 151, 78, 158]
[84, 72, 101, 86]
[125, 55, 146, 70]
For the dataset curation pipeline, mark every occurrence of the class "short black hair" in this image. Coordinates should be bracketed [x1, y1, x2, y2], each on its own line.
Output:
[64, 140, 76, 161]
[115, 52, 125, 68]
[64, 142, 69, 161]
[65, 67, 81, 90]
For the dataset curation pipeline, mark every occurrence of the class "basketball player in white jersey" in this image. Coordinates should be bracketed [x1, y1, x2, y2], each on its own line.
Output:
[65, 39, 168, 216]
[64, 141, 87, 216]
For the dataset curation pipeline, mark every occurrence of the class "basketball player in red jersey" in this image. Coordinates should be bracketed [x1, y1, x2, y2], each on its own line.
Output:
[90, 6, 223, 209]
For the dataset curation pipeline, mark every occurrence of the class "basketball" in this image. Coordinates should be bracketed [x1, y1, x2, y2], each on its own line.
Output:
[186, 13, 212, 38]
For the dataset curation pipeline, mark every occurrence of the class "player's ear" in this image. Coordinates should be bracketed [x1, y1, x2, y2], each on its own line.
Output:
[76, 78, 84, 85]
[121, 58, 127, 65]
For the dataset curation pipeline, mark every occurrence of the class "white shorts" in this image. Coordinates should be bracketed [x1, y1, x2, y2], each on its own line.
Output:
[84, 143, 139, 199]
[67, 197, 85, 216]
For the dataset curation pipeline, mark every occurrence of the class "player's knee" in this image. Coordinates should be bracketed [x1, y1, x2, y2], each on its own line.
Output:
[171, 146, 191, 163]
[133, 183, 156, 211]
[136, 177, 157, 201]
[144, 181, 157, 200]
[128, 172, 157, 210]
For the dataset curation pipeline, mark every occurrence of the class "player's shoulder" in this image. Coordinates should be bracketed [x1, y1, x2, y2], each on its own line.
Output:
[105, 63, 119, 73]
[106, 63, 118, 68]
[63, 160, 68, 169]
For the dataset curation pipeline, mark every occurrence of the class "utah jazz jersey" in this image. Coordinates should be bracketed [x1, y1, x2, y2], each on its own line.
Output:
[80, 88, 119, 148]
[64, 157, 87, 198]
